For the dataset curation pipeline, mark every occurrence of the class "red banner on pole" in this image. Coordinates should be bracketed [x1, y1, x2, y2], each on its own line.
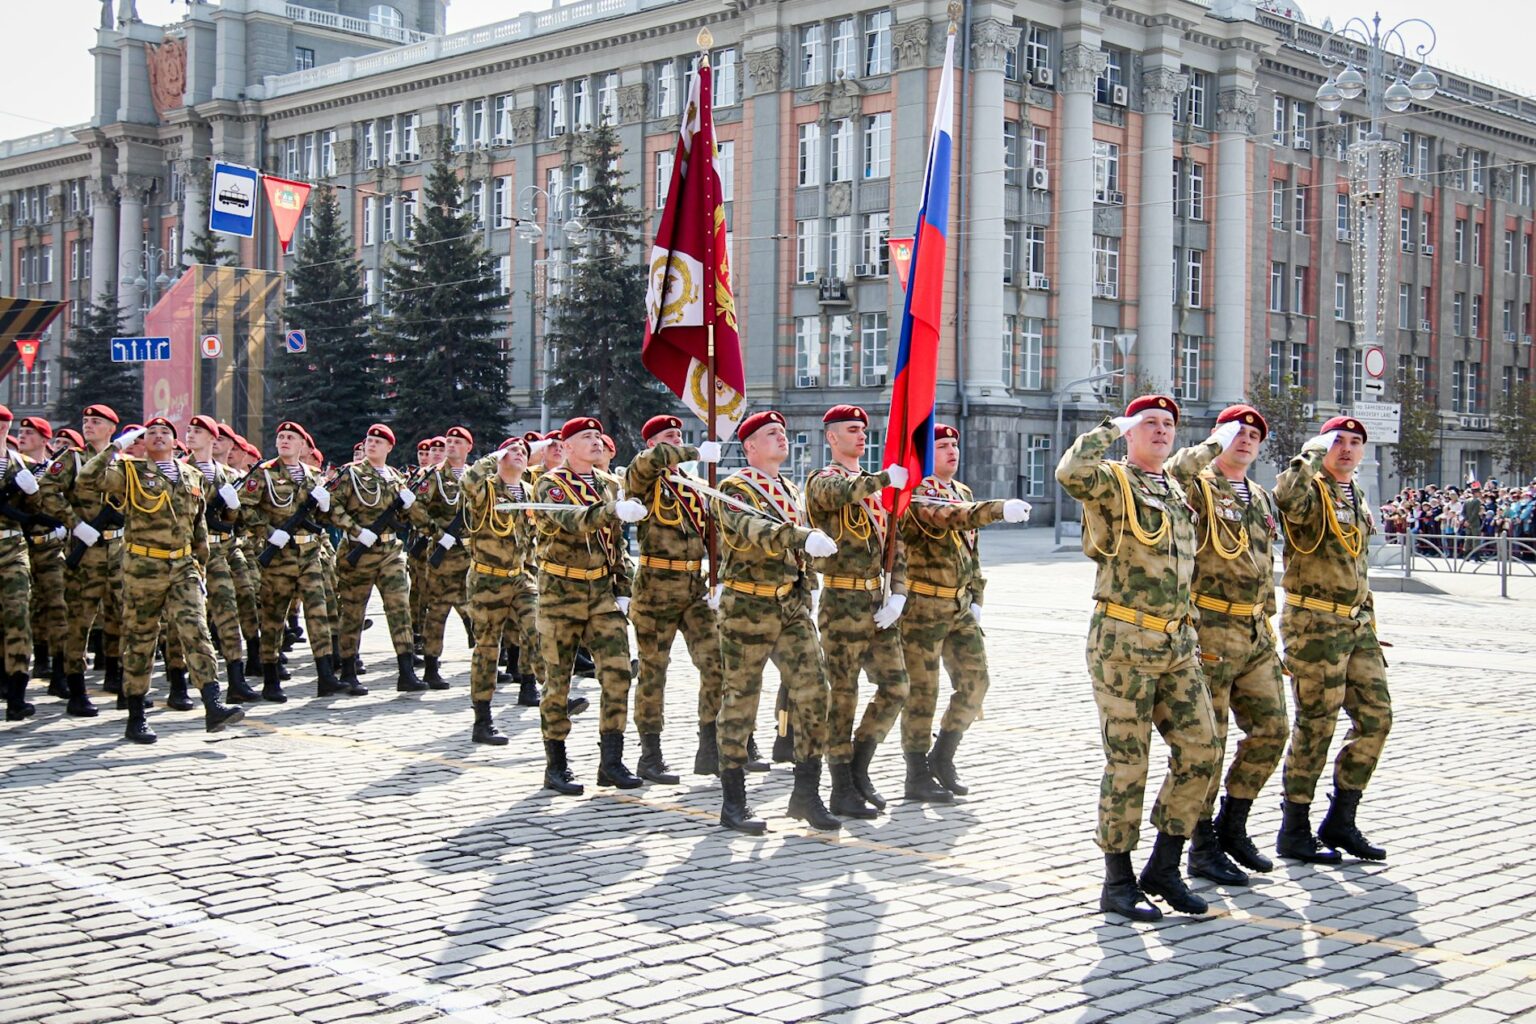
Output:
[262, 175, 312, 254]
[15, 339, 40, 373]
[887, 236, 914, 293]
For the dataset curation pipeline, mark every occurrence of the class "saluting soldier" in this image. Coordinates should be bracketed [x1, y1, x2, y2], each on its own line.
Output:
[1163, 405, 1288, 887]
[76, 419, 245, 743]
[406, 436, 438, 653]
[1056, 395, 1220, 922]
[213, 424, 264, 675]
[15, 417, 68, 701]
[2, 404, 69, 722]
[1274, 416, 1392, 863]
[409, 426, 476, 689]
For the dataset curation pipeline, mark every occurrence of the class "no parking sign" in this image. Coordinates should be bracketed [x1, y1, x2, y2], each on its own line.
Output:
[285, 329, 307, 354]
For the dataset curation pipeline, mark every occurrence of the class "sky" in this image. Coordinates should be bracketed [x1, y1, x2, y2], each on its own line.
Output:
[3, 0, 1533, 143]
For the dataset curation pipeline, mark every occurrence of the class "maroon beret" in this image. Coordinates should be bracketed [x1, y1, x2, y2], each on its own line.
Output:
[1216, 404, 1268, 440]
[641, 415, 683, 441]
[1125, 394, 1180, 424]
[1321, 415, 1368, 442]
[738, 410, 785, 440]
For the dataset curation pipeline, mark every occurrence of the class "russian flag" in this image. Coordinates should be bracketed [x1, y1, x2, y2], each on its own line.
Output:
[881, 26, 955, 516]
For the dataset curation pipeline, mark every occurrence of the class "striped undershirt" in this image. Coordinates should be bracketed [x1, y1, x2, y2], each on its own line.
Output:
[196, 460, 217, 482]
[155, 460, 180, 482]
[1230, 478, 1251, 505]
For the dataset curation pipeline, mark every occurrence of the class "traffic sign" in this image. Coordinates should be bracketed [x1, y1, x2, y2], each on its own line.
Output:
[1364, 346, 1387, 379]
[1362, 378, 1386, 395]
[285, 329, 307, 353]
[110, 336, 172, 363]
[209, 161, 259, 239]
[200, 334, 222, 359]
[1347, 402, 1401, 444]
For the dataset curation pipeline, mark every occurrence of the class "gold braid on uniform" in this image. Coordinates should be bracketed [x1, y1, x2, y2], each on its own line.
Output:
[468, 479, 518, 538]
[719, 483, 773, 554]
[123, 460, 170, 515]
[1196, 477, 1249, 560]
[650, 483, 685, 527]
[1084, 463, 1170, 558]
[1282, 474, 1363, 557]
[834, 502, 871, 544]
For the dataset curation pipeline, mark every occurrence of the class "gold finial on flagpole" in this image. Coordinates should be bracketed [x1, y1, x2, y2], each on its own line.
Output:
[947, 1, 962, 33]
[698, 27, 714, 51]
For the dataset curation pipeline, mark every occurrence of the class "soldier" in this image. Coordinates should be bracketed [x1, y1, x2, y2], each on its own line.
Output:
[803, 405, 912, 818]
[407, 436, 439, 654]
[898, 423, 1032, 803]
[332, 424, 425, 694]
[214, 423, 263, 677]
[713, 410, 842, 834]
[623, 414, 726, 782]
[76, 419, 245, 743]
[1056, 395, 1220, 922]
[1164, 406, 1288, 886]
[409, 426, 475, 689]
[57, 404, 128, 710]
[1274, 416, 1392, 863]
[2, 404, 68, 721]
[16, 417, 68, 701]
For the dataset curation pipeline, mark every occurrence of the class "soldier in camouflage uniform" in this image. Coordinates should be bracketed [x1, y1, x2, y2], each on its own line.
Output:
[712, 410, 843, 835]
[623, 414, 726, 783]
[409, 426, 476, 689]
[407, 436, 440, 653]
[302, 442, 345, 673]
[16, 417, 68, 701]
[76, 419, 245, 743]
[803, 405, 912, 819]
[1057, 395, 1221, 922]
[57, 404, 128, 707]
[1163, 405, 1289, 887]
[898, 423, 1032, 803]
[2, 404, 69, 721]
[1274, 416, 1392, 863]
[215, 424, 264, 675]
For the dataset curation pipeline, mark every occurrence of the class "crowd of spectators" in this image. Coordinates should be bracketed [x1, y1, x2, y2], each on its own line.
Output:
[1379, 479, 1536, 555]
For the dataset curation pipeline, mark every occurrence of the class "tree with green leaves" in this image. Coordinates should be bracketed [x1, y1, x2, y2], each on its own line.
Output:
[52, 296, 142, 423]
[1493, 380, 1536, 482]
[183, 223, 237, 267]
[543, 124, 671, 458]
[1245, 372, 1313, 472]
[266, 184, 381, 462]
[379, 158, 509, 446]
[1391, 370, 1441, 486]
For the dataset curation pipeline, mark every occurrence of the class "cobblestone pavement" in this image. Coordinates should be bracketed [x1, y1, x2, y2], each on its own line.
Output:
[4, 531, 1536, 1024]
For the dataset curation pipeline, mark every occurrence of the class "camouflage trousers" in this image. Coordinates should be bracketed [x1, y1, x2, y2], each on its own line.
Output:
[899, 593, 984, 754]
[63, 538, 123, 675]
[465, 564, 539, 703]
[121, 553, 218, 697]
[336, 539, 415, 660]
[28, 538, 66, 649]
[630, 568, 723, 734]
[320, 537, 340, 640]
[819, 588, 908, 763]
[717, 587, 827, 771]
[1, 540, 34, 677]
[1196, 612, 1288, 817]
[203, 539, 244, 662]
[537, 571, 631, 740]
[1280, 606, 1392, 802]
[408, 549, 428, 635]
[1086, 612, 1220, 853]
[228, 542, 261, 645]
[420, 548, 470, 657]
[257, 539, 332, 663]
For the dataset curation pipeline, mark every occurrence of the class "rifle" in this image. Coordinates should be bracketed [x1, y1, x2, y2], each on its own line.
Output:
[427, 507, 465, 568]
[255, 467, 335, 568]
[0, 463, 66, 539]
[205, 464, 257, 537]
[63, 505, 125, 568]
[342, 465, 425, 566]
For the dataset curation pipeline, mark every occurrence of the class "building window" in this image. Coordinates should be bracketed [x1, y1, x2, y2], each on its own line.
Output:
[1090, 326, 1121, 386]
[798, 24, 825, 87]
[1029, 126, 1048, 172]
[1272, 95, 1286, 145]
[1270, 341, 1284, 394]
[827, 216, 852, 281]
[1095, 47, 1123, 104]
[1452, 360, 1465, 411]
[1272, 180, 1285, 228]
[1470, 361, 1482, 412]
[1334, 348, 1348, 405]
[1025, 26, 1050, 77]
[1397, 285, 1411, 329]
[862, 113, 890, 179]
[860, 212, 890, 275]
[860, 312, 888, 385]
[831, 17, 856, 80]
[716, 141, 734, 203]
[1336, 193, 1349, 238]
[829, 118, 854, 183]
[1188, 162, 1205, 220]
[1025, 435, 1051, 497]
[655, 60, 678, 117]
[1454, 219, 1466, 263]
[1454, 292, 1465, 335]
[797, 122, 821, 187]
[368, 4, 403, 29]
[1185, 249, 1204, 307]
[1091, 236, 1119, 298]
[1005, 121, 1021, 187]
[1334, 272, 1350, 320]
[1473, 221, 1484, 265]
[294, 47, 315, 71]
[796, 220, 820, 282]
[1292, 267, 1306, 315]
[362, 196, 376, 246]
[1018, 318, 1043, 391]
[320, 130, 336, 175]
[449, 103, 464, 148]
[1506, 231, 1517, 273]
[654, 150, 674, 208]
[1290, 342, 1306, 388]
[1293, 187, 1307, 233]
[1420, 286, 1432, 328]
[1092, 142, 1120, 199]
[863, 10, 892, 76]
[1472, 294, 1483, 336]
[1024, 225, 1045, 277]
[1521, 165, 1534, 207]
[1175, 335, 1201, 402]
[705, 49, 739, 108]
[1183, 70, 1206, 126]
[795, 316, 821, 386]
[1270, 262, 1286, 312]
[828, 314, 854, 387]
[12, 362, 49, 408]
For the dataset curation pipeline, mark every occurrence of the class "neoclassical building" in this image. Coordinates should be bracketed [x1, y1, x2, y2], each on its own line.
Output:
[3, 0, 1535, 516]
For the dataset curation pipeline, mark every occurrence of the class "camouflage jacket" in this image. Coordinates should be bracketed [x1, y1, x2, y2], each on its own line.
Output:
[333, 460, 412, 547]
[898, 476, 1001, 604]
[408, 462, 468, 543]
[714, 467, 815, 598]
[238, 458, 360, 540]
[1274, 449, 1373, 611]
[1056, 421, 1198, 623]
[1165, 439, 1279, 615]
[42, 444, 119, 532]
[0, 451, 62, 544]
[624, 442, 709, 565]
[461, 452, 537, 576]
[533, 466, 629, 590]
[77, 450, 209, 562]
[805, 463, 907, 593]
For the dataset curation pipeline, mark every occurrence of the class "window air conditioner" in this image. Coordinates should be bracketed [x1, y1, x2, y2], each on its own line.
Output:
[1027, 272, 1050, 290]
[1028, 166, 1050, 191]
[1419, 319, 1433, 331]
[1031, 66, 1054, 87]
[1111, 84, 1129, 107]
[1421, 243, 1435, 255]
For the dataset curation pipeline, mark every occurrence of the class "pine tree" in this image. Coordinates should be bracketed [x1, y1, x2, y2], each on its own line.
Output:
[183, 224, 237, 267]
[380, 158, 509, 446]
[267, 185, 381, 462]
[544, 124, 670, 458]
[52, 295, 143, 423]
[1391, 370, 1441, 486]
[1246, 372, 1313, 472]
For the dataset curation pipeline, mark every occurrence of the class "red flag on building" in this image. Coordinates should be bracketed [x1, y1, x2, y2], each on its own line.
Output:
[15, 339, 41, 373]
[262, 175, 312, 254]
[641, 58, 745, 440]
[887, 236, 914, 292]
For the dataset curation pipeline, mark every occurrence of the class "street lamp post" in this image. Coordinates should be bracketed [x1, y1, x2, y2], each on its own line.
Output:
[513, 183, 589, 433]
[121, 244, 175, 329]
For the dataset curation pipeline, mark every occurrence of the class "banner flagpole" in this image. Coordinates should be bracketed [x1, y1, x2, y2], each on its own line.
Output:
[698, 28, 720, 591]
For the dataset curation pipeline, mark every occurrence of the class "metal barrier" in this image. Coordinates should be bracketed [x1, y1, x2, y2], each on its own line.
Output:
[1380, 532, 1536, 598]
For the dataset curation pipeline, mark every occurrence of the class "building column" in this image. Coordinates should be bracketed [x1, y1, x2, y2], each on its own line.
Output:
[1212, 86, 1256, 404]
[89, 181, 119, 308]
[114, 174, 149, 331]
[1137, 67, 1188, 394]
[1056, 44, 1108, 391]
[181, 159, 208, 267]
[963, 18, 1012, 392]
[743, 45, 785, 392]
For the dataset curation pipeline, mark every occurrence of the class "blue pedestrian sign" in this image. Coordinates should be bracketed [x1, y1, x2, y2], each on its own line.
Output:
[110, 337, 172, 363]
[209, 161, 259, 239]
[285, 329, 307, 353]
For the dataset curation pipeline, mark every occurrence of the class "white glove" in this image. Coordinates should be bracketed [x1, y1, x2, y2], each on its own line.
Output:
[804, 529, 838, 558]
[71, 522, 101, 547]
[47, 525, 67, 542]
[310, 483, 331, 512]
[268, 529, 291, 549]
[1110, 413, 1146, 436]
[12, 468, 38, 495]
[397, 487, 416, 509]
[356, 528, 378, 548]
[1003, 499, 1032, 523]
[874, 593, 907, 630]
[219, 483, 240, 509]
[697, 440, 722, 464]
[615, 498, 648, 523]
[529, 439, 552, 458]
[616, 596, 631, 617]
[969, 602, 983, 626]
[113, 426, 146, 450]
[884, 464, 909, 490]
[706, 584, 723, 611]
[437, 533, 457, 551]
[1303, 430, 1341, 454]
[1211, 420, 1243, 451]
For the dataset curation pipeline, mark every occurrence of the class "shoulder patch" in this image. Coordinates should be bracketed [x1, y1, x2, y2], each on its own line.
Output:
[551, 487, 566, 502]
[245, 477, 261, 492]
[417, 481, 432, 495]
[48, 462, 63, 475]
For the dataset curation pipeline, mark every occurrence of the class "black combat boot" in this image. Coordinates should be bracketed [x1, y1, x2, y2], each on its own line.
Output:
[472, 700, 508, 745]
[1214, 796, 1273, 872]
[903, 751, 954, 803]
[1187, 818, 1250, 886]
[354, 655, 367, 676]
[694, 722, 719, 776]
[422, 656, 449, 690]
[573, 647, 596, 677]
[929, 730, 969, 796]
[1138, 832, 1210, 915]
[315, 655, 347, 697]
[5, 672, 35, 722]
[517, 675, 539, 707]
[33, 641, 50, 681]
[829, 761, 879, 819]
[720, 767, 766, 835]
[124, 692, 156, 744]
[786, 758, 842, 831]
[166, 667, 197, 711]
[48, 651, 67, 700]
[1100, 852, 1162, 922]
[772, 684, 794, 762]
[745, 733, 769, 772]
[1316, 788, 1387, 861]
[543, 739, 583, 795]
[1275, 799, 1343, 864]
[65, 672, 98, 718]
[225, 659, 260, 704]
[636, 733, 680, 785]
[284, 612, 302, 650]
[413, 633, 425, 666]
[245, 636, 262, 679]
[338, 654, 368, 696]
[102, 655, 123, 694]
[89, 628, 104, 671]
[261, 661, 288, 704]
[596, 731, 643, 789]
[396, 652, 426, 692]
[772, 721, 795, 763]
[277, 650, 291, 681]
[114, 682, 152, 711]
[567, 691, 589, 716]
[849, 738, 886, 810]
[200, 684, 245, 733]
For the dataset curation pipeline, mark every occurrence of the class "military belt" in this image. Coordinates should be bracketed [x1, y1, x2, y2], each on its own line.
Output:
[1284, 592, 1363, 619]
[0, 529, 21, 541]
[908, 579, 961, 599]
[639, 555, 703, 573]
[541, 562, 609, 582]
[100, 530, 123, 541]
[1097, 600, 1183, 635]
[127, 543, 193, 560]
[293, 533, 318, 545]
[472, 560, 519, 578]
[1193, 593, 1266, 619]
[723, 579, 794, 599]
[823, 575, 882, 592]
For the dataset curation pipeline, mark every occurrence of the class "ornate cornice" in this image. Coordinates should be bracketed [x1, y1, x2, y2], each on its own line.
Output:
[1215, 86, 1257, 133]
[893, 19, 931, 71]
[1141, 68, 1188, 116]
[970, 20, 1016, 74]
[1060, 45, 1108, 95]
[745, 47, 783, 96]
